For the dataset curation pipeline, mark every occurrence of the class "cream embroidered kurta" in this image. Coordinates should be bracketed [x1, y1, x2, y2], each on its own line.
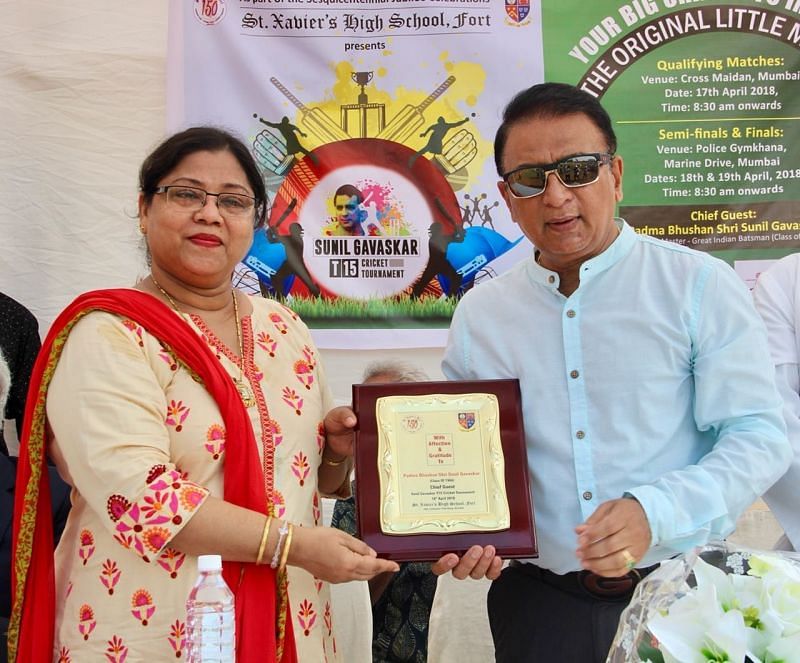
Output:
[46, 295, 341, 662]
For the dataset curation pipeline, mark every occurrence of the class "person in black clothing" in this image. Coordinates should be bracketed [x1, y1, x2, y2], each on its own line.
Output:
[0, 292, 41, 456]
[0, 351, 71, 662]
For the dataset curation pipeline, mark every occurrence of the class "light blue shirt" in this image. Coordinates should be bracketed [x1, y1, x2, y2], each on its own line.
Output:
[751, 252, 800, 550]
[443, 220, 790, 574]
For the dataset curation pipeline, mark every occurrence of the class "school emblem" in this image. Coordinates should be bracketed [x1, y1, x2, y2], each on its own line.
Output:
[402, 415, 423, 433]
[505, 0, 530, 24]
[457, 412, 476, 431]
[194, 0, 226, 25]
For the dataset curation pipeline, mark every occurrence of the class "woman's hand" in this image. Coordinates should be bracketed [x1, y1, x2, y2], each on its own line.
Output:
[290, 525, 399, 583]
[322, 406, 357, 460]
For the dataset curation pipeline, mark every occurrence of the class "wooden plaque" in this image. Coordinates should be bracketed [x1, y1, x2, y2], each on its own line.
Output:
[352, 378, 537, 562]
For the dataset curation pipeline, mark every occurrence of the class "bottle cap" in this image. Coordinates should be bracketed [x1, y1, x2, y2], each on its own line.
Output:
[197, 554, 223, 572]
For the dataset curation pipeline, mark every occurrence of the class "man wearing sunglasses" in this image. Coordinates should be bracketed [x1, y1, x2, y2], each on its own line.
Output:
[442, 82, 790, 662]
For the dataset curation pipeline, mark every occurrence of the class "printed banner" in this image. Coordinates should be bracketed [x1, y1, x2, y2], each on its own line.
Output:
[168, 0, 542, 347]
[541, 0, 800, 287]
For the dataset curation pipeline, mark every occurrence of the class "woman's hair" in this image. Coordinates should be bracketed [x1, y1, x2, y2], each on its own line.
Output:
[138, 126, 268, 229]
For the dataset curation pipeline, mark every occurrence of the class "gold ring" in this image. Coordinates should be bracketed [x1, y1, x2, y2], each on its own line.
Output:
[621, 549, 636, 572]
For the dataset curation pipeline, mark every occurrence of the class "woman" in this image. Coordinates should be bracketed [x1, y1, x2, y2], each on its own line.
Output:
[9, 127, 399, 662]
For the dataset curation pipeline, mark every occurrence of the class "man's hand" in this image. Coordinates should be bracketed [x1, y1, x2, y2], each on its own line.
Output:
[575, 498, 651, 577]
[431, 545, 503, 580]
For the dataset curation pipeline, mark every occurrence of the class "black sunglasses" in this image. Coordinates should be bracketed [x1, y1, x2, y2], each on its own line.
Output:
[503, 153, 614, 199]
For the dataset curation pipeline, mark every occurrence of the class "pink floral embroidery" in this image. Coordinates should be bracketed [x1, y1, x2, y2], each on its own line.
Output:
[157, 547, 186, 579]
[293, 358, 314, 390]
[312, 492, 321, 525]
[121, 320, 144, 347]
[291, 452, 311, 487]
[301, 345, 316, 369]
[58, 646, 71, 663]
[266, 419, 284, 448]
[143, 527, 171, 554]
[165, 400, 190, 432]
[168, 620, 187, 658]
[79, 529, 95, 565]
[180, 485, 206, 511]
[324, 601, 333, 636]
[146, 465, 167, 484]
[270, 312, 288, 335]
[282, 387, 303, 415]
[316, 422, 326, 455]
[272, 489, 286, 518]
[115, 470, 208, 561]
[158, 348, 178, 371]
[130, 589, 155, 626]
[297, 598, 316, 636]
[314, 577, 323, 593]
[205, 424, 226, 460]
[105, 635, 128, 662]
[100, 559, 121, 595]
[78, 604, 96, 640]
[256, 331, 278, 356]
[66, 581, 73, 598]
[106, 494, 131, 522]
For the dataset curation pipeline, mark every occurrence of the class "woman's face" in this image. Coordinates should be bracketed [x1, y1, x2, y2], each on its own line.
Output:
[139, 149, 255, 289]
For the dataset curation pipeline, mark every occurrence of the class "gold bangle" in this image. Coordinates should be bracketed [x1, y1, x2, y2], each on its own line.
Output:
[256, 516, 273, 565]
[322, 452, 348, 467]
[279, 523, 294, 571]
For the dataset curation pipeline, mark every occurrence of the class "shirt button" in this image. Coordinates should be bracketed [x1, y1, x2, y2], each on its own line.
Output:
[570, 370, 579, 379]
[576, 430, 585, 439]
[566, 309, 576, 318]
[582, 491, 593, 501]
[548, 275, 555, 284]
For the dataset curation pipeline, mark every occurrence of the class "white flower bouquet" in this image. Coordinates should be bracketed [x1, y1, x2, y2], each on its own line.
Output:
[607, 541, 800, 663]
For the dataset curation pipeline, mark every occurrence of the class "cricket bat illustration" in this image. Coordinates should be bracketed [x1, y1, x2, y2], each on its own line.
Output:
[270, 77, 351, 144]
[376, 76, 456, 144]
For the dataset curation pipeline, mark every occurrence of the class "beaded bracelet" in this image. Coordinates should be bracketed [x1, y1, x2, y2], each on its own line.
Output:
[270, 520, 290, 569]
[255, 516, 273, 566]
[279, 523, 294, 571]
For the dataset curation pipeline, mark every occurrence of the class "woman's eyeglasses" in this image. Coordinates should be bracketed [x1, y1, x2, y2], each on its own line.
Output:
[502, 153, 614, 199]
[154, 185, 258, 219]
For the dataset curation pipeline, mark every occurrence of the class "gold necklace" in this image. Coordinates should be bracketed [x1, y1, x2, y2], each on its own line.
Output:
[149, 274, 257, 408]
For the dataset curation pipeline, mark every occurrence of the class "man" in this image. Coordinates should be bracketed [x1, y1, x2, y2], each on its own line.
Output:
[331, 184, 367, 236]
[752, 253, 800, 551]
[442, 82, 790, 662]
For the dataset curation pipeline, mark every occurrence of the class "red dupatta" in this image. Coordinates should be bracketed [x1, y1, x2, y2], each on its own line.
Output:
[9, 289, 296, 663]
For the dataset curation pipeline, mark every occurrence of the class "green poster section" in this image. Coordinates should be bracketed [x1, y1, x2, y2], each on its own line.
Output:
[541, 0, 800, 267]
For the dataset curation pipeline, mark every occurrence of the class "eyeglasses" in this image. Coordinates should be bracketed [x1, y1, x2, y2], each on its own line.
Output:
[154, 185, 258, 218]
[502, 153, 614, 199]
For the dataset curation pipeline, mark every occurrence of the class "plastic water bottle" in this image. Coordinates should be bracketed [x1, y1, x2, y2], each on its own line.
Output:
[186, 554, 236, 662]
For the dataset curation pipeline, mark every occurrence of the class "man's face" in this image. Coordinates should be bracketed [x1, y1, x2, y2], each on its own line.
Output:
[497, 113, 623, 272]
[334, 194, 361, 232]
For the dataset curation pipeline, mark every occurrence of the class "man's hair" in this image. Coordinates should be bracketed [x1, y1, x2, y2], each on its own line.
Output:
[494, 82, 617, 176]
[334, 184, 363, 204]
[362, 360, 428, 383]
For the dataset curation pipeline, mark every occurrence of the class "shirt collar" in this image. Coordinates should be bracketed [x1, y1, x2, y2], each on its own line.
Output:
[529, 218, 634, 290]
